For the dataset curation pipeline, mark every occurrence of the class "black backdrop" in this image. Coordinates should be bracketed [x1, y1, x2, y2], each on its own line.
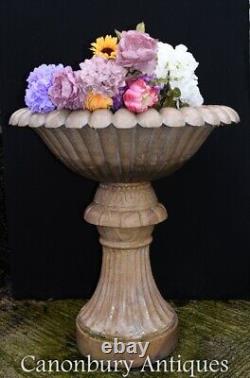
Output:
[0, 0, 249, 299]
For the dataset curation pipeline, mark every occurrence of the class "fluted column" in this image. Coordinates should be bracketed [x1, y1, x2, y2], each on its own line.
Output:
[76, 183, 178, 367]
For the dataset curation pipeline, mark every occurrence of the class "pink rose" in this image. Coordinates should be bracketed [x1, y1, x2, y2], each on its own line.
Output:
[123, 78, 159, 113]
[49, 67, 85, 110]
[116, 30, 157, 74]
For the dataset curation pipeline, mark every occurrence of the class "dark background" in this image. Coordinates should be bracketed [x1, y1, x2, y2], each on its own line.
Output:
[0, 0, 249, 299]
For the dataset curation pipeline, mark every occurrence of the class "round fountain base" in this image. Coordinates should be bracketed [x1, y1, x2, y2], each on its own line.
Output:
[76, 312, 178, 367]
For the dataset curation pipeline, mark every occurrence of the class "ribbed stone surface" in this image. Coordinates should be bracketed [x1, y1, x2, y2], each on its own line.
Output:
[78, 245, 175, 338]
[35, 125, 213, 182]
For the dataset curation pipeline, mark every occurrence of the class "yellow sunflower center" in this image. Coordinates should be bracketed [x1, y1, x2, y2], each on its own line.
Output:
[101, 47, 114, 56]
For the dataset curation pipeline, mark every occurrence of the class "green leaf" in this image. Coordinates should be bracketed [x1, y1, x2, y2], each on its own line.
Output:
[136, 22, 145, 33]
[153, 77, 169, 85]
[162, 97, 176, 108]
[114, 29, 122, 40]
[172, 87, 181, 98]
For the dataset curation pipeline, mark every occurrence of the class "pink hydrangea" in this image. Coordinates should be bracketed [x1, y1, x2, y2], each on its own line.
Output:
[49, 66, 85, 110]
[123, 78, 159, 113]
[78, 56, 127, 97]
[116, 30, 157, 74]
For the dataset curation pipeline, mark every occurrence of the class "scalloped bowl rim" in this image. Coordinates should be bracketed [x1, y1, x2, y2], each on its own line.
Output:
[9, 105, 240, 129]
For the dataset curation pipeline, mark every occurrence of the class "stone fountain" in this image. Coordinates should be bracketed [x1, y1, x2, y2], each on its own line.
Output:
[9, 105, 239, 366]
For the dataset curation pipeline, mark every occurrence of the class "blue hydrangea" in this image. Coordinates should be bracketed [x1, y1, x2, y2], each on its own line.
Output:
[25, 64, 64, 113]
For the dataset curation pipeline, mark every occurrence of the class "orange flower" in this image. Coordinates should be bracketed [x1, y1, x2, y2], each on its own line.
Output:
[85, 91, 113, 111]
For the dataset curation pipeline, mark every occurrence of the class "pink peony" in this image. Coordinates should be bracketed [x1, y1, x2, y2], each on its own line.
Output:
[123, 78, 159, 113]
[49, 66, 85, 110]
[116, 30, 157, 74]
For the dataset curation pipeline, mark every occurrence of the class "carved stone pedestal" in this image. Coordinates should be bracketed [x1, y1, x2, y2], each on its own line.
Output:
[76, 182, 178, 367]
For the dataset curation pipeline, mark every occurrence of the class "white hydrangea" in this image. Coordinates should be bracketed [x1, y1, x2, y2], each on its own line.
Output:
[155, 42, 204, 106]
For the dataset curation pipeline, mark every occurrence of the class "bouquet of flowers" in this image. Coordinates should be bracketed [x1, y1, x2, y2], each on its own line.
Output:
[25, 22, 203, 114]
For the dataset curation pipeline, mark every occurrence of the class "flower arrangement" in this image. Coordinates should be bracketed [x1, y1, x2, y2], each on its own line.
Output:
[25, 22, 203, 114]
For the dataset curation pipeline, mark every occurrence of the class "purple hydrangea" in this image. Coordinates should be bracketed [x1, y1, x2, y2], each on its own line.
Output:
[25, 64, 64, 113]
[112, 86, 127, 111]
[78, 56, 127, 98]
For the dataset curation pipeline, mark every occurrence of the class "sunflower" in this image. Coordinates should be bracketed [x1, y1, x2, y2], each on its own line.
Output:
[90, 35, 118, 59]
